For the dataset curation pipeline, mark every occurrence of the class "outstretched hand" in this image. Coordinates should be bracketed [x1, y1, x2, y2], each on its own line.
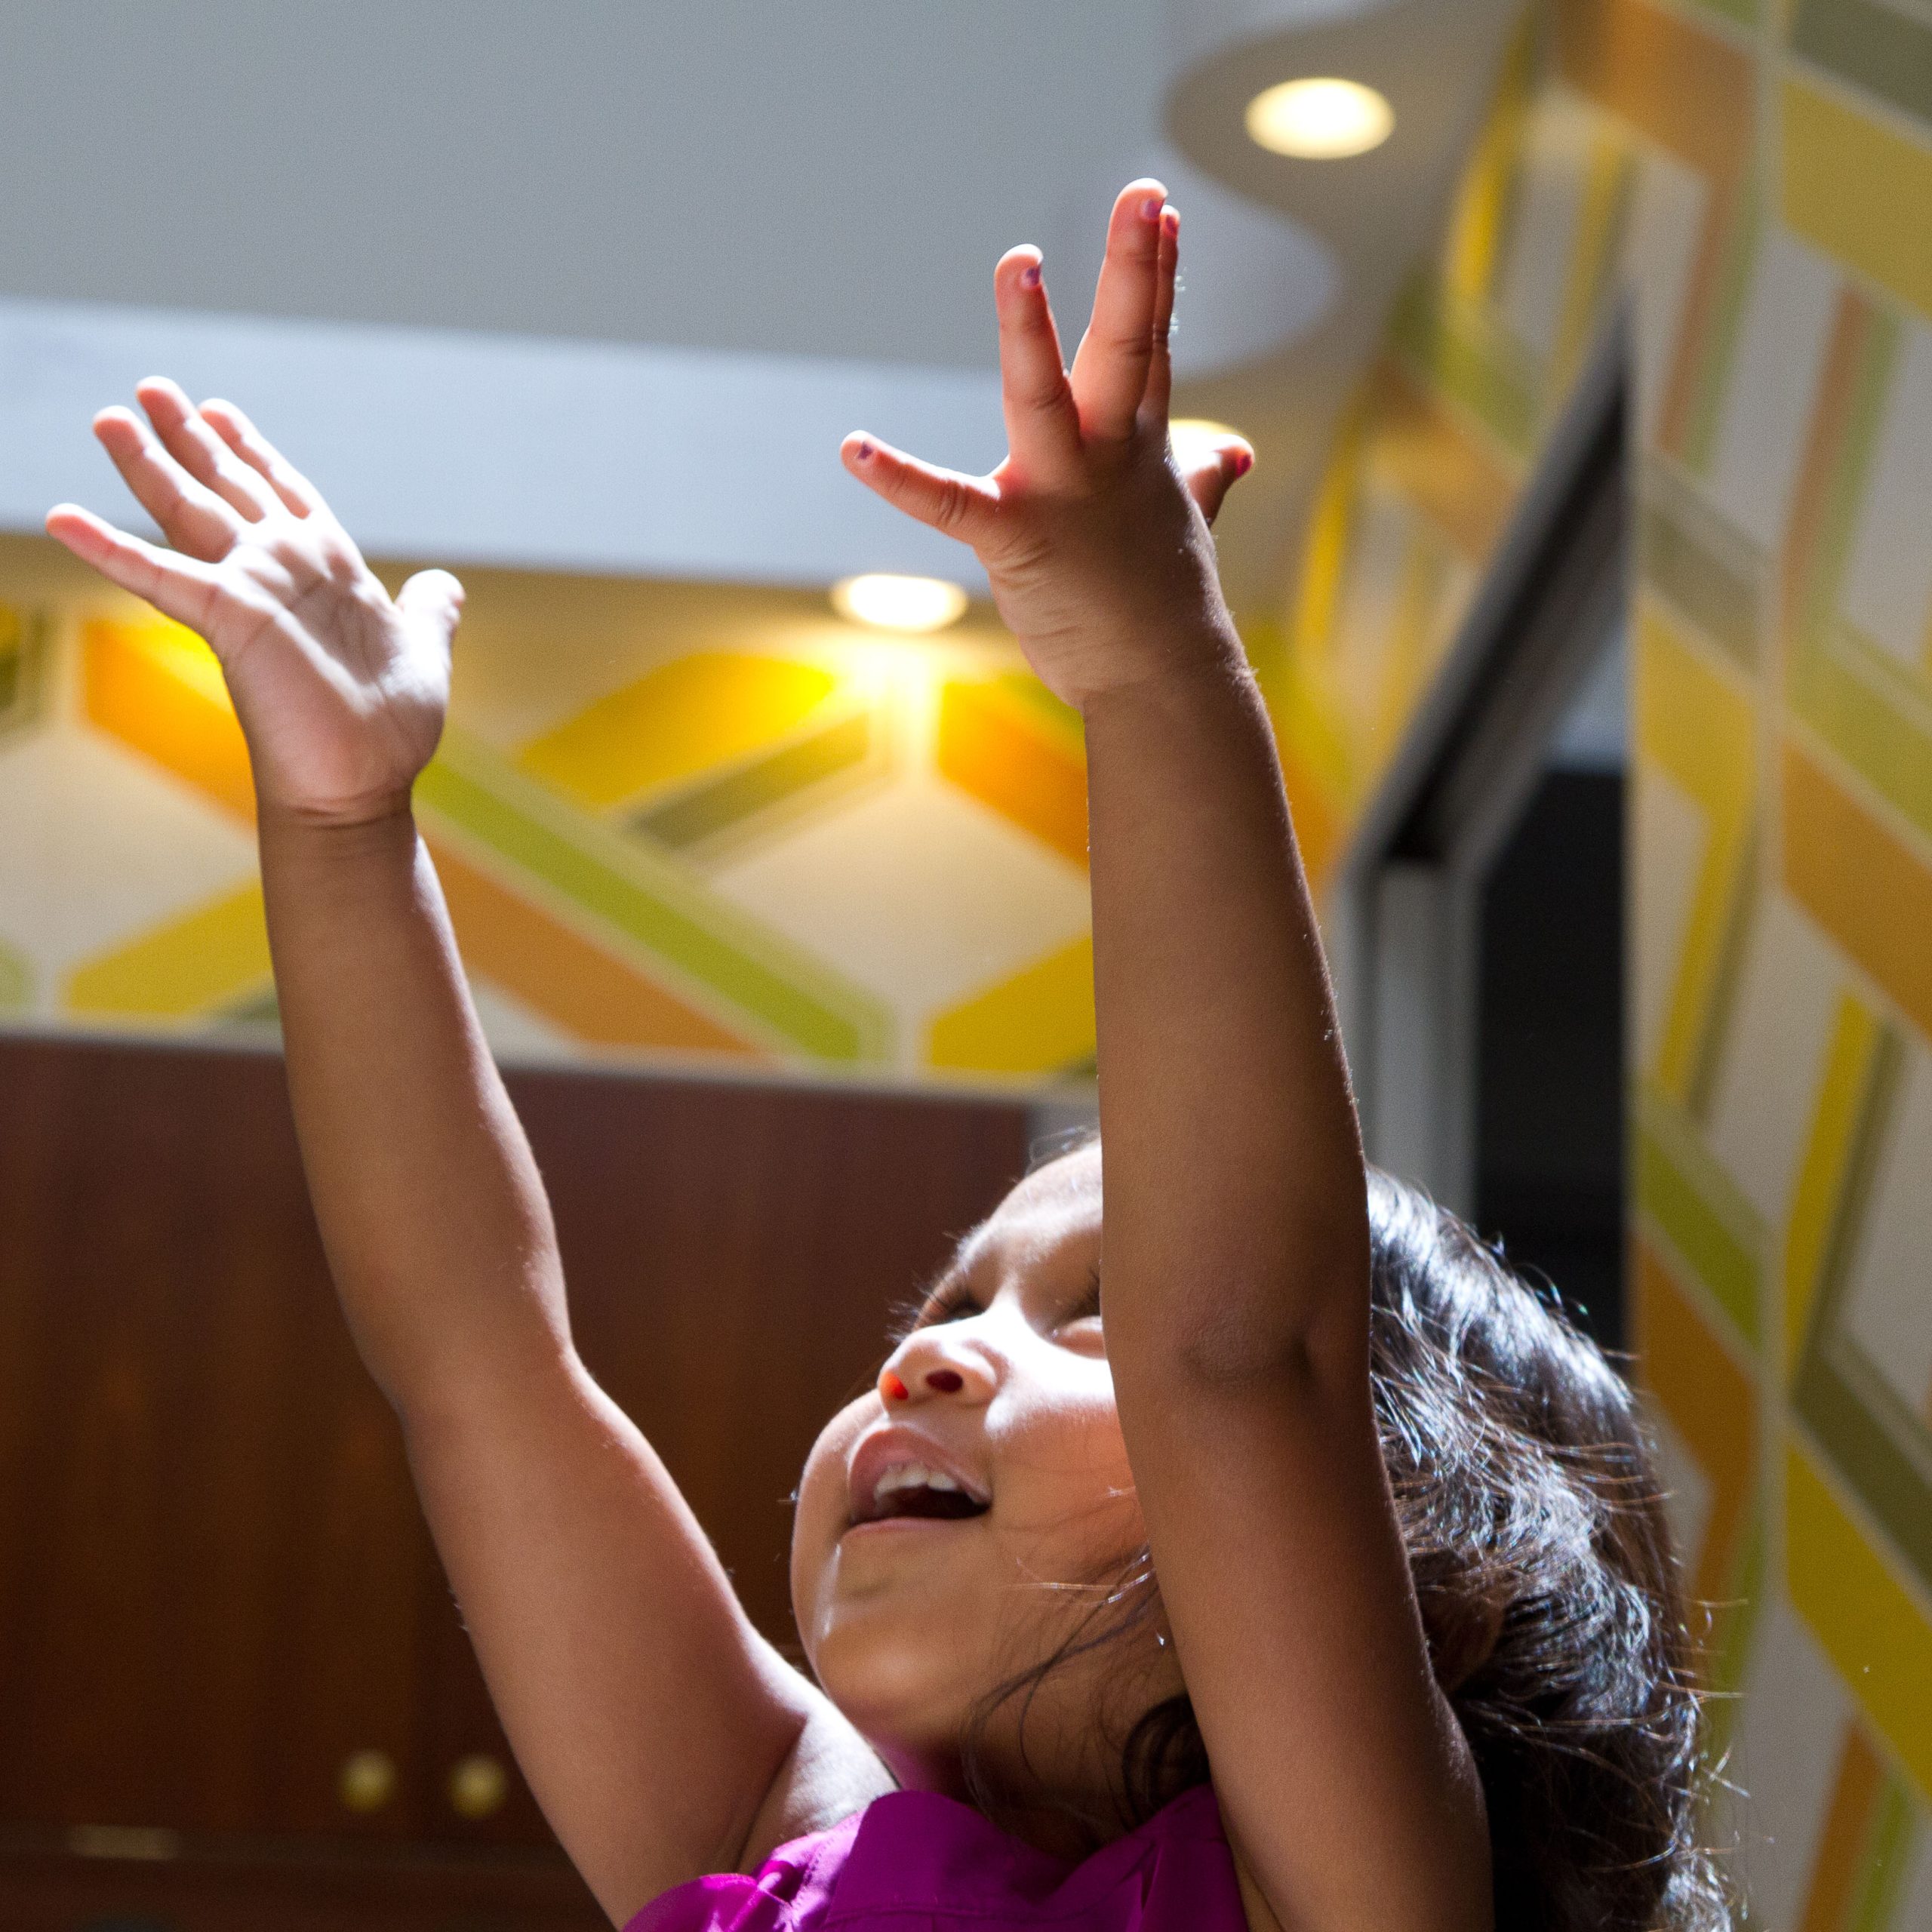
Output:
[841, 180, 1252, 709]
[46, 381, 462, 828]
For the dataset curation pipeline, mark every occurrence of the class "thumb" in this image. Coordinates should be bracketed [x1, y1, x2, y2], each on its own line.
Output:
[395, 568, 466, 648]
[1182, 441, 1254, 527]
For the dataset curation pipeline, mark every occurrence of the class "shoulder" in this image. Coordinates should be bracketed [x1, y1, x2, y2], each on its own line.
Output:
[631, 1783, 1260, 1930]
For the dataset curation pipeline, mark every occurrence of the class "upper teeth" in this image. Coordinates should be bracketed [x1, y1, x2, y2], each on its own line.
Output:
[875, 1462, 962, 1499]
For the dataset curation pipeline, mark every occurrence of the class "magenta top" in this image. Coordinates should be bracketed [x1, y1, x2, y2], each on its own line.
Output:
[625, 1783, 1245, 1930]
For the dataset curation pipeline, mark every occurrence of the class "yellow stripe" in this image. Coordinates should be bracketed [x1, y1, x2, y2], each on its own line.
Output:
[1290, 399, 1367, 668]
[66, 881, 271, 1019]
[1441, 13, 1538, 306]
[1553, 134, 1634, 385]
[1783, 78, 1932, 320]
[517, 653, 838, 813]
[1635, 605, 1758, 1097]
[1783, 992, 1881, 1373]
[1786, 1441, 1932, 1798]
[927, 937, 1094, 1075]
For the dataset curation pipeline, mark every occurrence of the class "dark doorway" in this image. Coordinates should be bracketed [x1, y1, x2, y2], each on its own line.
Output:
[1475, 758, 1626, 1352]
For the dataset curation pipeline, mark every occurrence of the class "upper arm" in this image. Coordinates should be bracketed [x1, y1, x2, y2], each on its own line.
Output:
[401, 1358, 889, 1923]
[1113, 1325, 1491, 1932]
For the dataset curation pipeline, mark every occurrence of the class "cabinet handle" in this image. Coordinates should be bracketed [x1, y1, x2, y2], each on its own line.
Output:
[339, 1749, 398, 1814]
[448, 1753, 509, 1820]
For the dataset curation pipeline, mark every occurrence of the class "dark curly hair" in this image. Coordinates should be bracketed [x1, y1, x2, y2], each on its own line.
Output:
[961, 1161, 1730, 1932]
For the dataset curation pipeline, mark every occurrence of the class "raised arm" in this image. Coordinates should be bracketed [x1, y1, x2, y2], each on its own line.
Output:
[46, 389, 888, 1921]
[844, 187, 1492, 1932]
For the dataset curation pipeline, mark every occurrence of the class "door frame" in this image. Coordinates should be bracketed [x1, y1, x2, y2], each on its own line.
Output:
[1328, 317, 1632, 1216]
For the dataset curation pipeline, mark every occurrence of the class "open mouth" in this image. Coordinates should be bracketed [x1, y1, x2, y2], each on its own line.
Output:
[851, 1460, 991, 1527]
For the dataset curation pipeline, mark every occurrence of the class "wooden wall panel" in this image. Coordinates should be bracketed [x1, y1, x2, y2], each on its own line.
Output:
[0, 1035, 1028, 1924]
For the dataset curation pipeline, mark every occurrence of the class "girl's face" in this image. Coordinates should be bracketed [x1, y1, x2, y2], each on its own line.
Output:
[790, 1145, 1179, 1814]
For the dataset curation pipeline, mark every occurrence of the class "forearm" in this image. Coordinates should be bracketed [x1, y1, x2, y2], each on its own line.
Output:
[1083, 629, 1368, 1378]
[258, 805, 573, 1417]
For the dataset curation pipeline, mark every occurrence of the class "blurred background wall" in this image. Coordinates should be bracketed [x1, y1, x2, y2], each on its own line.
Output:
[1281, 4, 1932, 1927]
[1, 2, 1929, 1928]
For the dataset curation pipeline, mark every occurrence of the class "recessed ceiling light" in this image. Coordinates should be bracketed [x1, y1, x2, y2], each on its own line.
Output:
[830, 574, 969, 634]
[1246, 78, 1394, 160]
[1170, 417, 1246, 454]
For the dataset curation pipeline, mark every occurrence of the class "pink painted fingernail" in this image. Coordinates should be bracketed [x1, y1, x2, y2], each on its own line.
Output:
[1020, 262, 1041, 288]
[1234, 450, 1252, 477]
[1142, 195, 1164, 220]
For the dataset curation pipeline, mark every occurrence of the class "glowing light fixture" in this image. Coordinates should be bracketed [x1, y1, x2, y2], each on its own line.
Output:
[831, 574, 968, 634]
[1171, 417, 1246, 456]
[1245, 78, 1394, 159]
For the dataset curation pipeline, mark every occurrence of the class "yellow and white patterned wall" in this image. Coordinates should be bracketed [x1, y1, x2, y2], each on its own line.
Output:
[1278, 1, 1932, 1924]
[0, 543, 1100, 1089]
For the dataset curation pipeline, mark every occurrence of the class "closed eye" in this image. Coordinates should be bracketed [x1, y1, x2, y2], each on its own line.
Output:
[1057, 1264, 1103, 1339]
[887, 1278, 982, 1343]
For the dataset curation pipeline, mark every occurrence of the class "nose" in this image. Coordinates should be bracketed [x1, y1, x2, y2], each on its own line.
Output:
[878, 1330, 993, 1407]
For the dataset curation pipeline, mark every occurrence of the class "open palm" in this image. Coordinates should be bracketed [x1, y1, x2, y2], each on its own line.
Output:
[47, 380, 462, 827]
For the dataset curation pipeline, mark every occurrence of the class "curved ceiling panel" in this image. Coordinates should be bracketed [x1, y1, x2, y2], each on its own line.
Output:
[1167, 0, 1405, 78]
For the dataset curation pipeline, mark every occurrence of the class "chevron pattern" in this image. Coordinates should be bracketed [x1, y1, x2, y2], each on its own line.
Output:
[1277, 1, 1932, 1920]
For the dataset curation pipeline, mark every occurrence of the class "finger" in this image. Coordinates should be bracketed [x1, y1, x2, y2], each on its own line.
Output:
[136, 377, 280, 521]
[1069, 180, 1168, 443]
[1142, 205, 1181, 428]
[395, 568, 466, 654]
[841, 433, 1000, 546]
[199, 398, 324, 518]
[45, 503, 224, 634]
[994, 248, 1082, 486]
[92, 406, 242, 562]
[1182, 440, 1254, 527]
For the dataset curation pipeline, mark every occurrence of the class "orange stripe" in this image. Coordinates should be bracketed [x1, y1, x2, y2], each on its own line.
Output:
[1782, 740, 1932, 1039]
[429, 839, 764, 1059]
[1780, 291, 1875, 637]
[83, 622, 254, 821]
[1655, 183, 1741, 461]
[1634, 1238, 1755, 1605]
[1555, 0, 1755, 185]
[1798, 1728, 1883, 1932]
[1364, 357, 1515, 561]
[937, 682, 1088, 869]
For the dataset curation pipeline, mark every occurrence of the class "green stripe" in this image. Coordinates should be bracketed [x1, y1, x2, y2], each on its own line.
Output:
[1389, 274, 1540, 457]
[1684, 0, 1760, 26]
[0, 940, 31, 1013]
[1787, 1027, 1932, 1601]
[1638, 1096, 1764, 1345]
[1798, 307, 1903, 649]
[1639, 475, 1764, 671]
[420, 734, 891, 1063]
[1790, 621, 1932, 848]
[1846, 1777, 1916, 1932]
[1712, 1519, 1767, 1724]
[636, 710, 878, 850]
[1792, 0, 1932, 133]
[992, 674, 1087, 757]
[0, 608, 48, 734]
[1682, 195, 1764, 478]
[1793, 1344, 1932, 1601]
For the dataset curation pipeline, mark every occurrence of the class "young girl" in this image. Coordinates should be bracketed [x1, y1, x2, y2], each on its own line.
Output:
[48, 183, 1720, 1932]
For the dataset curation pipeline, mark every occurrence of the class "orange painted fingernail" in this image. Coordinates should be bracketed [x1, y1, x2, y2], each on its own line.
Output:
[881, 1371, 910, 1402]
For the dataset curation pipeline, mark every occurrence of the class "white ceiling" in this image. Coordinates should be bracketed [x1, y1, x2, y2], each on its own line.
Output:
[0, 0, 1521, 606]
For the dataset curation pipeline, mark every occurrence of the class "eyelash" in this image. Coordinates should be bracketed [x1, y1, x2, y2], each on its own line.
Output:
[888, 1266, 1101, 1343]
